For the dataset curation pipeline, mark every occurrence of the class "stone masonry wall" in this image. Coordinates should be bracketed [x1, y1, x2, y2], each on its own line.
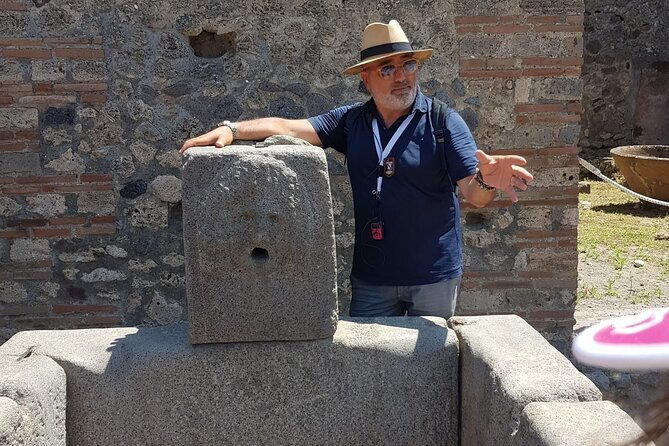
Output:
[580, 0, 669, 152]
[0, 0, 583, 348]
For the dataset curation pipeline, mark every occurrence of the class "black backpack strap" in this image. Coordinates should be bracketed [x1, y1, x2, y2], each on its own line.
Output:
[430, 97, 456, 191]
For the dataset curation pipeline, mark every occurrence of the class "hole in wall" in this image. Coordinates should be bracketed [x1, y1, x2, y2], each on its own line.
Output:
[189, 31, 236, 58]
[251, 247, 269, 264]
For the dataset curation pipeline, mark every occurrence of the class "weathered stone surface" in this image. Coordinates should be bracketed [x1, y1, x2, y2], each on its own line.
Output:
[160, 253, 185, 267]
[516, 401, 645, 445]
[0, 282, 28, 304]
[182, 146, 338, 343]
[448, 315, 601, 446]
[127, 195, 168, 228]
[81, 268, 127, 283]
[149, 175, 182, 203]
[129, 141, 157, 165]
[77, 191, 116, 215]
[0, 60, 22, 83]
[45, 148, 86, 173]
[26, 193, 66, 217]
[0, 108, 38, 129]
[0, 198, 21, 217]
[31, 60, 67, 82]
[147, 291, 183, 324]
[0, 355, 66, 446]
[0, 317, 458, 446]
[43, 128, 73, 146]
[10, 239, 50, 262]
[128, 259, 158, 273]
[0, 153, 41, 174]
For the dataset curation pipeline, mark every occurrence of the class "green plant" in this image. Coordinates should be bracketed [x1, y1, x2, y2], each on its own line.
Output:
[627, 287, 663, 305]
[604, 278, 619, 298]
[578, 284, 603, 301]
[611, 249, 626, 271]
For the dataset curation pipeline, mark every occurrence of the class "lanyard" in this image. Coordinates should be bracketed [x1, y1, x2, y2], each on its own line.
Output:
[371, 112, 415, 196]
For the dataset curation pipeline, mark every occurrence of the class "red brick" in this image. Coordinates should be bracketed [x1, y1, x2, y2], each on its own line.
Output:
[0, 176, 15, 184]
[52, 83, 106, 92]
[522, 67, 580, 77]
[566, 102, 584, 113]
[498, 16, 523, 23]
[6, 218, 47, 228]
[0, 95, 12, 106]
[52, 304, 118, 315]
[13, 130, 39, 140]
[53, 183, 113, 192]
[515, 228, 577, 240]
[483, 24, 531, 34]
[13, 271, 51, 280]
[530, 114, 581, 123]
[538, 147, 579, 156]
[16, 174, 78, 184]
[515, 103, 566, 113]
[533, 24, 582, 33]
[0, 306, 51, 317]
[48, 216, 87, 225]
[1, 185, 40, 194]
[80, 173, 113, 183]
[91, 215, 115, 224]
[527, 15, 563, 24]
[79, 315, 123, 327]
[459, 58, 486, 69]
[566, 15, 584, 25]
[0, 84, 32, 93]
[515, 116, 531, 125]
[527, 310, 575, 320]
[455, 16, 499, 25]
[0, 141, 32, 152]
[6, 259, 53, 269]
[0, 1, 28, 11]
[482, 280, 534, 289]
[32, 227, 71, 238]
[81, 93, 107, 104]
[3, 48, 51, 59]
[75, 226, 116, 237]
[522, 57, 583, 67]
[0, 38, 43, 46]
[459, 69, 522, 78]
[44, 37, 101, 44]
[33, 83, 54, 93]
[53, 48, 104, 60]
[455, 26, 482, 34]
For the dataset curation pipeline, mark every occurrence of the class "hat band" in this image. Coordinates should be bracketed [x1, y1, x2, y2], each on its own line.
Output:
[360, 42, 413, 62]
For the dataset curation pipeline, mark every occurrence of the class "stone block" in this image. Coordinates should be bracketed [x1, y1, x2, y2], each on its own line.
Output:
[77, 191, 116, 215]
[448, 315, 601, 446]
[9, 238, 50, 262]
[0, 355, 66, 446]
[0, 108, 38, 129]
[516, 401, 645, 445]
[0, 317, 458, 446]
[26, 193, 67, 217]
[0, 153, 41, 174]
[0, 61, 23, 83]
[31, 60, 67, 82]
[182, 146, 338, 343]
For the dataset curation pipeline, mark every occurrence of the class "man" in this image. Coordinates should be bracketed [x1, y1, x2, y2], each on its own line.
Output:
[180, 20, 533, 319]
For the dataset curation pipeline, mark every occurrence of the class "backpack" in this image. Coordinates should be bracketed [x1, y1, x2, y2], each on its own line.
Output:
[430, 97, 456, 191]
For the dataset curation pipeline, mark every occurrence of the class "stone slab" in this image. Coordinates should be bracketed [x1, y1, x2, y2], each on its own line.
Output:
[448, 315, 601, 446]
[0, 317, 458, 446]
[0, 355, 66, 446]
[182, 146, 338, 343]
[516, 401, 648, 446]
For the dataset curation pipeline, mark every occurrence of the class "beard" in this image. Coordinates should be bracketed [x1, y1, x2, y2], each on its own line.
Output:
[374, 82, 417, 111]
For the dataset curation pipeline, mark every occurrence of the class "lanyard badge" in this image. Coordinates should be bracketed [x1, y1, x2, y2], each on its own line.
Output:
[382, 156, 395, 178]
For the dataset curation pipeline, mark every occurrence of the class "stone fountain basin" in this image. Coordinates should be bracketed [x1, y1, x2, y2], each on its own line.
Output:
[610, 145, 669, 201]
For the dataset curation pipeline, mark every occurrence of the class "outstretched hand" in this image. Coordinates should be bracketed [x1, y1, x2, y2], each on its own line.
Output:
[475, 150, 534, 202]
[179, 126, 233, 155]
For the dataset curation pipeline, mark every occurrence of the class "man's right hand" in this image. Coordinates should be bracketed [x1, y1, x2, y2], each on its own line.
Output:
[179, 125, 233, 155]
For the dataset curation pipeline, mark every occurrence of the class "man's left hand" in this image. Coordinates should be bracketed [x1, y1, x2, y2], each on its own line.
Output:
[475, 150, 534, 202]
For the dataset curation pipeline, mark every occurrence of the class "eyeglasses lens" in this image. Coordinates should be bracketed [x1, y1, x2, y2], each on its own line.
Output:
[378, 60, 418, 79]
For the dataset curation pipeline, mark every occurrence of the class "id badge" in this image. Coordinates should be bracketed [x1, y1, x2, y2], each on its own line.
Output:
[370, 219, 384, 240]
[382, 156, 395, 178]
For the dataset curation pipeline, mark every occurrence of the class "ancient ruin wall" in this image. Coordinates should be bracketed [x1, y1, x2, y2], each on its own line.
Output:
[0, 0, 583, 347]
[580, 0, 669, 152]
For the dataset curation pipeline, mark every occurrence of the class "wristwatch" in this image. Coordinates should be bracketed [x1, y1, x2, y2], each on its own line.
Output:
[218, 120, 237, 140]
[475, 168, 495, 191]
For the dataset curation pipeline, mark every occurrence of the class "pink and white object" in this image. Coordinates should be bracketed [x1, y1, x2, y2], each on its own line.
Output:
[572, 308, 669, 370]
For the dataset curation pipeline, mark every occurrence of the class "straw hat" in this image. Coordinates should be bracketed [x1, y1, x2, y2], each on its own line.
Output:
[342, 20, 433, 75]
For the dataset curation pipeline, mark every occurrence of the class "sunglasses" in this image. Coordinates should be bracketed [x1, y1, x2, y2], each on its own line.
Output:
[375, 59, 419, 79]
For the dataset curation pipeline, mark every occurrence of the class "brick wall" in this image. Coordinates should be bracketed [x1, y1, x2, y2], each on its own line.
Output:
[0, 0, 583, 349]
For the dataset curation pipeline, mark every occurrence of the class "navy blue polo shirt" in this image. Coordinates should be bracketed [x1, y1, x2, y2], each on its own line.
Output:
[308, 91, 478, 286]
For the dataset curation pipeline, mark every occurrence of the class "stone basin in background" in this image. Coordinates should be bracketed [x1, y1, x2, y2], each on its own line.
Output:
[610, 145, 669, 201]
